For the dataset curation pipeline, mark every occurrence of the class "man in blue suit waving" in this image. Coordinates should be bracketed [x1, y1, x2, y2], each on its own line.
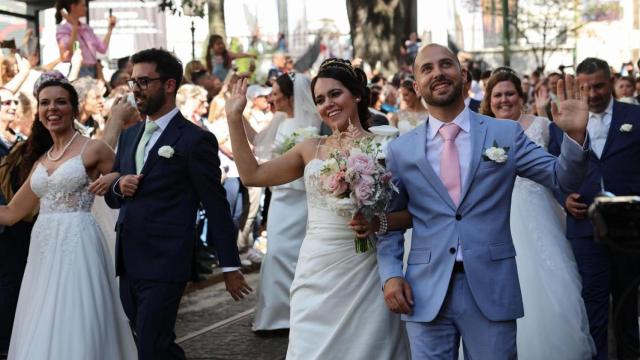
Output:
[549, 57, 640, 360]
[105, 48, 251, 359]
[365, 44, 590, 359]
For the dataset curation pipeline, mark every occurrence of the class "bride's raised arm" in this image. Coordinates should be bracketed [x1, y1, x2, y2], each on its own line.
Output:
[225, 77, 309, 187]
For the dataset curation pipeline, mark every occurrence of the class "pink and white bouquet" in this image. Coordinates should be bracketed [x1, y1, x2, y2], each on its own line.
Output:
[313, 137, 397, 253]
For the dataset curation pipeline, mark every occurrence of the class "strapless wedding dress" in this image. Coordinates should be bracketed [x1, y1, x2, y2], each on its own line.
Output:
[286, 159, 410, 360]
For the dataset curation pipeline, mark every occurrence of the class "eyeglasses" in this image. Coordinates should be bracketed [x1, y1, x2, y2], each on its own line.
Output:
[127, 77, 163, 90]
[0, 99, 18, 106]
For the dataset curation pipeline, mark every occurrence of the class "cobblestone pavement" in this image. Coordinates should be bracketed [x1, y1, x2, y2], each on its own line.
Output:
[176, 272, 288, 360]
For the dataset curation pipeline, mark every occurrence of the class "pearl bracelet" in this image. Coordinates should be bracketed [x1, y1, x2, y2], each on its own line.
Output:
[375, 213, 388, 236]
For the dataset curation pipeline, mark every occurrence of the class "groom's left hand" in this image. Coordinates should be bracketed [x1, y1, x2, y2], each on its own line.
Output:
[223, 270, 253, 301]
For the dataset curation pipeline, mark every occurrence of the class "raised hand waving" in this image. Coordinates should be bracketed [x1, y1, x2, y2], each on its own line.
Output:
[551, 74, 589, 144]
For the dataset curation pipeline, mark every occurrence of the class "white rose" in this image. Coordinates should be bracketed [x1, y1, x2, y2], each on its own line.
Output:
[485, 147, 508, 163]
[323, 158, 340, 173]
[158, 145, 175, 159]
[620, 123, 633, 132]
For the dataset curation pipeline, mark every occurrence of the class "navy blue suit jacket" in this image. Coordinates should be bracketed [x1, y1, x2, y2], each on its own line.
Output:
[468, 98, 481, 113]
[105, 112, 240, 282]
[549, 100, 640, 238]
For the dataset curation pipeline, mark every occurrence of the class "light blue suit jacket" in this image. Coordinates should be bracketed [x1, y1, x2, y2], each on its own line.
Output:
[377, 111, 589, 323]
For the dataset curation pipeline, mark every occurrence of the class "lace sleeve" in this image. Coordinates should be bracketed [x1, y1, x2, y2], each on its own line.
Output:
[537, 116, 551, 150]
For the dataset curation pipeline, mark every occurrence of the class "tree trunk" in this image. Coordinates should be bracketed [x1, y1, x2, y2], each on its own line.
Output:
[346, 0, 414, 76]
[203, 0, 225, 59]
[208, 0, 226, 39]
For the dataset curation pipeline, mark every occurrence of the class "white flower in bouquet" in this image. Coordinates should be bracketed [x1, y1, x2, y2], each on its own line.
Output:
[312, 137, 398, 253]
[277, 126, 320, 154]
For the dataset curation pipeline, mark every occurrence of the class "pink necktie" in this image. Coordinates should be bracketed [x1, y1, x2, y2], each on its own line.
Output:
[439, 123, 462, 205]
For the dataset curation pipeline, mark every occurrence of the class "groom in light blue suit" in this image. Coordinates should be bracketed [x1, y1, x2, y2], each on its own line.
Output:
[373, 45, 591, 358]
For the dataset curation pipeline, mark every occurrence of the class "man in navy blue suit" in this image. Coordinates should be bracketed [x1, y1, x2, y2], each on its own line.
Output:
[549, 57, 640, 360]
[105, 48, 251, 360]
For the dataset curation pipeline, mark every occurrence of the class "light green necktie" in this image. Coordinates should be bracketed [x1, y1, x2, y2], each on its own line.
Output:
[135, 121, 159, 173]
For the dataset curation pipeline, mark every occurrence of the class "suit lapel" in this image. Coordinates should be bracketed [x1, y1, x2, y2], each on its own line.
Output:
[600, 101, 625, 159]
[414, 121, 457, 211]
[140, 113, 185, 176]
[459, 112, 487, 206]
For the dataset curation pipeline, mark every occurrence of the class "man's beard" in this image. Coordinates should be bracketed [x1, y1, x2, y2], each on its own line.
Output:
[137, 90, 165, 116]
[423, 78, 463, 107]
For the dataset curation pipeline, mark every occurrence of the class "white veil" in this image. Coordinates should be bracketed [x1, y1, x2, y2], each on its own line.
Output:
[254, 73, 323, 160]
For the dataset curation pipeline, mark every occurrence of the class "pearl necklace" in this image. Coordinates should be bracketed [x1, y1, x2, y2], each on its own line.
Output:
[46, 132, 79, 162]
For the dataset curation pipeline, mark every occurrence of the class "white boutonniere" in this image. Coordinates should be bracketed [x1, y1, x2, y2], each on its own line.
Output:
[158, 145, 175, 159]
[620, 123, 633, 133]
[482, 141, 509, 163]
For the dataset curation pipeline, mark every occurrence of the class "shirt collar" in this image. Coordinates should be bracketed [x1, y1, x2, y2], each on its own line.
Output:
[147, 107, 179, 131]
[590, 97, 614, 118]
[427, 106, 471, 140]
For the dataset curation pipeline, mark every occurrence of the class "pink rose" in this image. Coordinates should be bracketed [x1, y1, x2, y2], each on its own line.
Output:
[354, 175, 375, 202]
[327, 171, 349, 196]
[347, 153, 376, 176]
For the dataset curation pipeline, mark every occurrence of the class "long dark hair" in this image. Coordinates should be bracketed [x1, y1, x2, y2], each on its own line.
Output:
[55, 0, 82, 24]
[274, 73, 294, 98]
[9, 81, 79, 182]
[310, 58, 371, 129]
[205, 35, 231, 73]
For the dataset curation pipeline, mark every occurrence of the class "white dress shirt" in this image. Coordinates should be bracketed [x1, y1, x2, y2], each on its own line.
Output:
[426, 107, 472, 261]
[586, 97, 613, 158]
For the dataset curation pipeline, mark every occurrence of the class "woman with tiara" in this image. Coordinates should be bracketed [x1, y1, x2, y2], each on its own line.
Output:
[226, 59, 409, 359]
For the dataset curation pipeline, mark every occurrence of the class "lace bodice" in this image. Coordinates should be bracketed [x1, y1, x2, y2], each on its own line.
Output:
[397, 110, 428, 135]
[303, 159, 327, 210]
[30, 155, 94, 214]
[516, 116, 551, 188]
[523, 116, 550, 150]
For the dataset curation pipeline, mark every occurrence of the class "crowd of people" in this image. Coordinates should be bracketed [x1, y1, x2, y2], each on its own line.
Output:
[0, 2, 639, 359]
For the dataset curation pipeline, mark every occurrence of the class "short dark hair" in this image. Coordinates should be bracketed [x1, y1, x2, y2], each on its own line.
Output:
[131, 48, 183, 92]
[576, 57, 611, 78]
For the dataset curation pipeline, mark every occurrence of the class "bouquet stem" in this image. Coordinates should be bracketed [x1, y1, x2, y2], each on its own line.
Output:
[354, 235, 376, 253]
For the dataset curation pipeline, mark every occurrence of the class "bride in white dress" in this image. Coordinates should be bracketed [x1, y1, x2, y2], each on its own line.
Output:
[0, 80, 136, 359]
[226, 60, 409, 359]
[480, 71, 595, 359]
